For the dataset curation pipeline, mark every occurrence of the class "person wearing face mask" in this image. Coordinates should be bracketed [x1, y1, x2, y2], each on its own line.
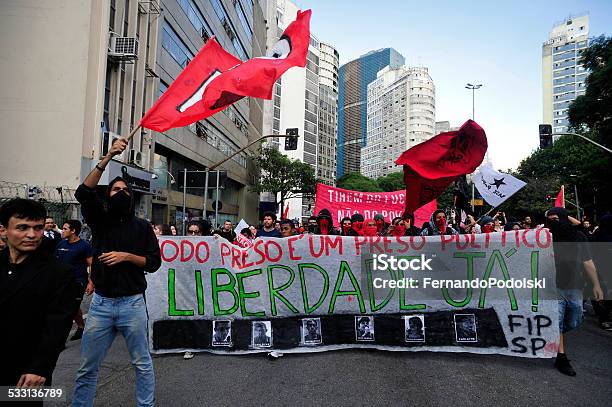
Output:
[306, 216, 318, 234]
[387, 217, 406, 237]
[362, 219, 378, 237]
[478, 216, 496, 234]
[314, 209, 338, 235]
[420, 209, 458, 236]
[400, 212, 422, 236]
[545, 207, 604, 377]
[373, 214, 389, 236]
[350, 213, 365, 236]
[73, 137, 161, 406]
[339, 217, 353, 236]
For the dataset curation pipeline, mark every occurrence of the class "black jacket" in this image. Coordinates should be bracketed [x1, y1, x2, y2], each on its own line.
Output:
[216, 229, 237, 243]
[0, 249, 79, 385]
[75, 183, 161, 297]
[40, 231, 61, 255]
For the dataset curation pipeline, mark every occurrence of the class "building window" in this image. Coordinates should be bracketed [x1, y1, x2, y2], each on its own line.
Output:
[210, 0, 249, 60]
[234, 0, 253, 41]
[162, 20, 194, 68]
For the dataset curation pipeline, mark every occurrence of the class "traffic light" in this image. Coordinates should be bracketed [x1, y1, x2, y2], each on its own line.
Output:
[285, 128, 298, 151]
[546, 194, 552, 203]
[539, 124, 553, 149]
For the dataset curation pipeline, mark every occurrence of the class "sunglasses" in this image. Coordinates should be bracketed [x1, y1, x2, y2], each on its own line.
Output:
[187, 229, 200, 234]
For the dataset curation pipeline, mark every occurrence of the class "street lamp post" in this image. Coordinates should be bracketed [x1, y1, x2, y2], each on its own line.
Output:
[552, 132, 612, 155]
[465, 83, 482, 120]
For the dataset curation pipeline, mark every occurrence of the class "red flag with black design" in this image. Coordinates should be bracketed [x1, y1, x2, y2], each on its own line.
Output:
[140, 10, 311, 132]
[395, 120, 488, 214]
[140, 38, 240, 132]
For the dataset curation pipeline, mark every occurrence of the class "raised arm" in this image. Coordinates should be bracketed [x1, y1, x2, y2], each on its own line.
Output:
[83, 138, 128, 188]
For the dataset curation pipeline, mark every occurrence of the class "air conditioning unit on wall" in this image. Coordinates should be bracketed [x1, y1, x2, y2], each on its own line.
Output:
[108, 35, 139, 61]
[129, 149, 144, 168]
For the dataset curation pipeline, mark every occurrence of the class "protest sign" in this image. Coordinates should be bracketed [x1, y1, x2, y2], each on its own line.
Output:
[147, 230, 559, 358]
[313, 183, 436, 227]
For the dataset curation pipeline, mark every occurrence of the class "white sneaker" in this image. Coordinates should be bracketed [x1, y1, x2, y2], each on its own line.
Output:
[183, 351, 194, 359]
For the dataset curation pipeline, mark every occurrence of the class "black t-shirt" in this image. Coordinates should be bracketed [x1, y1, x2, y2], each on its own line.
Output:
[554, 232, 592, 289]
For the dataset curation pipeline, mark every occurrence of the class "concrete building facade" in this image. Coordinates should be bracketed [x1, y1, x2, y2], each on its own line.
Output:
[337, 48, 404, 179]
[152, 0, 265, 228]
[542, 14, 589, 134]
[1, 0, 160, 221]
[317, 41, 340, 185]
[361, 66, 435, 179]
[261, 0, 338, 222]
[1, 0, 266, 229]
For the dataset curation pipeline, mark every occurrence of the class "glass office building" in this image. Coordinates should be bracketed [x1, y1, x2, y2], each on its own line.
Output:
[337, 48, 404, 179]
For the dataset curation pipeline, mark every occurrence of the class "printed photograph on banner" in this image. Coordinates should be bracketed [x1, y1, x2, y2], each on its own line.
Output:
[212, 320, 232, 347]
[302, 318, 322, 345]
[404, 315, 426, 342]
[454, 314, 478, 343]
[251, 321, 272, 348]
[355, 316, 375, 341]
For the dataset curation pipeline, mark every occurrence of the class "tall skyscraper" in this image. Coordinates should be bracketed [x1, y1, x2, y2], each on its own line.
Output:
[262, 0, 339, 221]
[317, 41, 340, 185]
[361, 66, 435, 179]
[337, 48, 405, 179]
[542, 14, 589, 135]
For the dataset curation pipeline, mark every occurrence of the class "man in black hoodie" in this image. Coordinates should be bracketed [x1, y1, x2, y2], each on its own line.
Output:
[546, 207, 603, 376]
[72, 138, 161, 406]
[314, 209, 338, 235]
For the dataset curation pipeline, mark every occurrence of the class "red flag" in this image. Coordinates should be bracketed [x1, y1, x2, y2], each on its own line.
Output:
[140, 10, 311, 132]
[555, 185, 565, 208]
[395, 120, 488, 214]
[140, 38, 241, 132]
[207, 9, 311, 101]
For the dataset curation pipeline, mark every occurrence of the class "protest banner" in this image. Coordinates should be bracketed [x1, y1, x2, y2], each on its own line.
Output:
[313, 183, 436, 227]
[146, 230, 559, 358]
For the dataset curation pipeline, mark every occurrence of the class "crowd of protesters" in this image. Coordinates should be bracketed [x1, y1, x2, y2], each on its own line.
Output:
[1, 158, 611, 405]
[160, 205, 611, 377]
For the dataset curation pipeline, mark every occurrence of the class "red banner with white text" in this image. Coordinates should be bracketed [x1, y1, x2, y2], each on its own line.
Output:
[314, 183, 436, 227]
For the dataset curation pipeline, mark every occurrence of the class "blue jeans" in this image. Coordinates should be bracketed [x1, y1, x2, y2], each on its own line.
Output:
[558, 288, 583, 333]
[72, 293, 155, 407]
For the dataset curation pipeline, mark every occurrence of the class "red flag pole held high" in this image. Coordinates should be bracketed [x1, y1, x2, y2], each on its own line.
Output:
[139, 10, 312, 133]
[395, 120, 488, 214]
[555, 185, 565, 208]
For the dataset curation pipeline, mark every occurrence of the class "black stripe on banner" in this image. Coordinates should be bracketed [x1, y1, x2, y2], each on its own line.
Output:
[152, 308, 508, 352]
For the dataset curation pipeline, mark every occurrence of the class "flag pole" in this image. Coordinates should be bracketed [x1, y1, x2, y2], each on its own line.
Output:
[476, 206, 498, 223]
[125, 124, 142, 142]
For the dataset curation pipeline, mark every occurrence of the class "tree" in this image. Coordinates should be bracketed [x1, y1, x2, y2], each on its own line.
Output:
[376, 171, 404, 192]
[500, 134, 612, 220]
[337, 172, 382, 192]
[250, 147, 317, 219]
[500, 36, 612, 222]
[568, 36, 612, 142]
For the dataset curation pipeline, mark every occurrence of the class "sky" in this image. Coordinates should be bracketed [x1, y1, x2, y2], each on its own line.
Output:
[294, 0, 612, 170]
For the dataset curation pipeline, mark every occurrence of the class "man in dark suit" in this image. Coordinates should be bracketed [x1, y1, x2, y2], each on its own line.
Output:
[0, 198, 78, 390]
[40, 216, 61, 254]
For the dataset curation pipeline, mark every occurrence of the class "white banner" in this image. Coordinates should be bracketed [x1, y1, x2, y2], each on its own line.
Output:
[146, 231, 559, 358]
